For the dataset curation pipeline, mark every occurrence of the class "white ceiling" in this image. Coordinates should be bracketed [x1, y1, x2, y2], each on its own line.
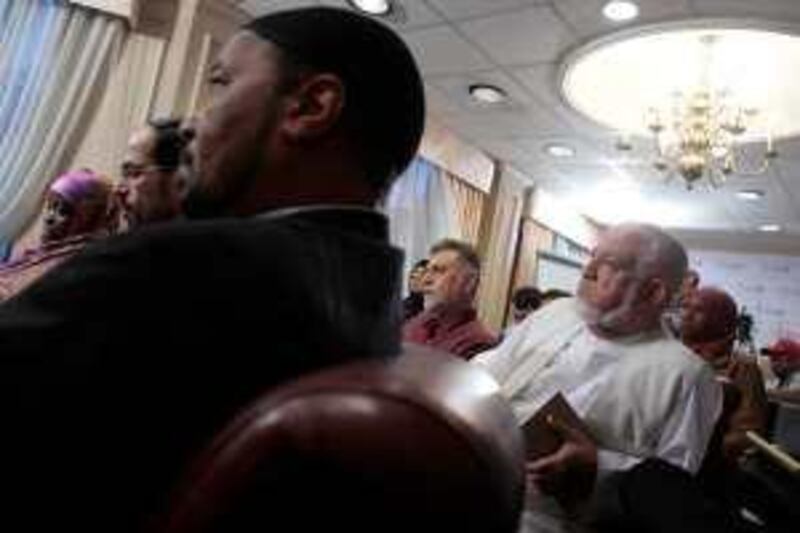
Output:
[236, 0, 800, 250]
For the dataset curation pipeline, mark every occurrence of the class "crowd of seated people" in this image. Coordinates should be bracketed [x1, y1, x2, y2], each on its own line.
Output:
[0, 116, 188, 298]
[394, 223, 794, 531]
[0, 5, 796, 533]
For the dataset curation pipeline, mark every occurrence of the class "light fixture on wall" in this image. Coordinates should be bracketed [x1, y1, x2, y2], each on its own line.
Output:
[468, 84, 507, 104]
[562, 26, 800, 190]
[603, 1, 639, 22]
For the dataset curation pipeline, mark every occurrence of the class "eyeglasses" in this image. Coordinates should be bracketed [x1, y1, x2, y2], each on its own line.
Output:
[120, 164, 170, 180]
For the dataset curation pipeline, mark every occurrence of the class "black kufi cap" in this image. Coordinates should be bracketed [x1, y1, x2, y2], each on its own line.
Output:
[244, 7, 425, 190]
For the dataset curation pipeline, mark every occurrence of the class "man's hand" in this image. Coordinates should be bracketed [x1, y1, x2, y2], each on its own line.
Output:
[527, 415, 598, 506]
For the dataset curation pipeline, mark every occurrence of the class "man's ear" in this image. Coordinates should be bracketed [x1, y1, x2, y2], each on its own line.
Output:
[280, 73, 345, 141]
[643, 278, 669, 308]
[465, 269, 480, 299]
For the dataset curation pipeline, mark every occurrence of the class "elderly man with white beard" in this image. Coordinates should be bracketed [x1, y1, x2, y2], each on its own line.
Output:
[474, 223, 722, 531]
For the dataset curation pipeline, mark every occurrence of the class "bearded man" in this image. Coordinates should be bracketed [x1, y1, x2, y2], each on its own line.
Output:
[0, 7, 424, 531]
[475, 223, 722, 531]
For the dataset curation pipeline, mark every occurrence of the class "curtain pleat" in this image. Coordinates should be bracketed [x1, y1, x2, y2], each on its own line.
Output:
[443, 169, 485, 246]
[0, 1, 125, 242]
[383, 157, 461, 292]
[476, 168, 528, 331]
[69, 32, 166, 178]
[511, 218, 555, 293]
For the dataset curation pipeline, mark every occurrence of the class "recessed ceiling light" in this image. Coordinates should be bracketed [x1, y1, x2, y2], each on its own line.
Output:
[602, 1, 640, 22]
[758, 224, 782, 232]
[736, 189, 765, 201]
[468, 84, 507, 104]
[544, 143, 576, 158]
[347, 0, 393, 16]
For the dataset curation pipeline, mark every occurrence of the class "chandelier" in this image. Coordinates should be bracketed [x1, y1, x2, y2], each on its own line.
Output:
[561, 26, 800, 191]
[617, 35, 778, 189]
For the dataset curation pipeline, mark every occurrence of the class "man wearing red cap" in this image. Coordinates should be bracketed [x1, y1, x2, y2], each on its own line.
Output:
[763, 338, 800, 403]
[0, 168, 112, 300]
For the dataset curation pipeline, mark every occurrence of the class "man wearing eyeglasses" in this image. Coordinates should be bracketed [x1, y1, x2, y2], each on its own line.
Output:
[117, 117, 186, 229]
[475, 223, 722, 531]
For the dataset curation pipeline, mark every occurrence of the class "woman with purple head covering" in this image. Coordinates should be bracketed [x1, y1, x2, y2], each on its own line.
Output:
[0, 169, 113, 301]
[41, 168, 114, 244]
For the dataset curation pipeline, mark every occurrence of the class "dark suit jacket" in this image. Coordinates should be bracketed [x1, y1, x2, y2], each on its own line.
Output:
[0, 208, 402, 530]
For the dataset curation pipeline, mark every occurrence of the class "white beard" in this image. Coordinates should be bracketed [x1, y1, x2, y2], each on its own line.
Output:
[579, 280, 643, 335]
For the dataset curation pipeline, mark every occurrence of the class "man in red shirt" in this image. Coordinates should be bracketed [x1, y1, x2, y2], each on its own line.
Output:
[403, 238, 496, 359]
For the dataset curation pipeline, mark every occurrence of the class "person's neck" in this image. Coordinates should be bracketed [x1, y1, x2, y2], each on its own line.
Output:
[427, 299, 474, 315]
[232, 155, 374, 216]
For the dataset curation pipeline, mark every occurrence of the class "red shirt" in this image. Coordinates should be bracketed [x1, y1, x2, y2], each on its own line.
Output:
[403, 304, 497, 360]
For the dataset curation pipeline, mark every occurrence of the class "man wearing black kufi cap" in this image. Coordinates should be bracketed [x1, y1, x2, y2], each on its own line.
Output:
[0, 7, 424, 531]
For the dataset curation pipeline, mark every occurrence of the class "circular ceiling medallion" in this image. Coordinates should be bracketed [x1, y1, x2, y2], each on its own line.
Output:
[561, 23, 800, 140]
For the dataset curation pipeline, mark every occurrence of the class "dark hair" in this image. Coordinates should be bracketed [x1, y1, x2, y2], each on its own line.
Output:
[244, 8, 425, 196]
[412, 259, 429, 270]
[148, 117, 186, 172]
[512, 286, 542, 312]
[430, 239, 480, 272]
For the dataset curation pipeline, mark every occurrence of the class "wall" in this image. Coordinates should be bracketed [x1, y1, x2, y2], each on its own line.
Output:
[69, 0, 246, 174]
[476, 164, 528, 331]
[527, 188, 599, 249]
[419, 119, 495, 194]
[510, 218, 554, 293]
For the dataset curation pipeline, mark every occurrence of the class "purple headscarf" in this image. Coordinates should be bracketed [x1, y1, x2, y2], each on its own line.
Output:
[49, 169, 110, 205]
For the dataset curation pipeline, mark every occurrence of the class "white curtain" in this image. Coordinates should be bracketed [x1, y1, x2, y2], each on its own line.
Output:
[69, 32, 167, 177]
[0, 0, 125, 242]
[383, 157, 461, 293]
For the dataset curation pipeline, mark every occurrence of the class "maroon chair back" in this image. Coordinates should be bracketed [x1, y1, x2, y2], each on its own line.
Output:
[159, 347, 525, 533]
